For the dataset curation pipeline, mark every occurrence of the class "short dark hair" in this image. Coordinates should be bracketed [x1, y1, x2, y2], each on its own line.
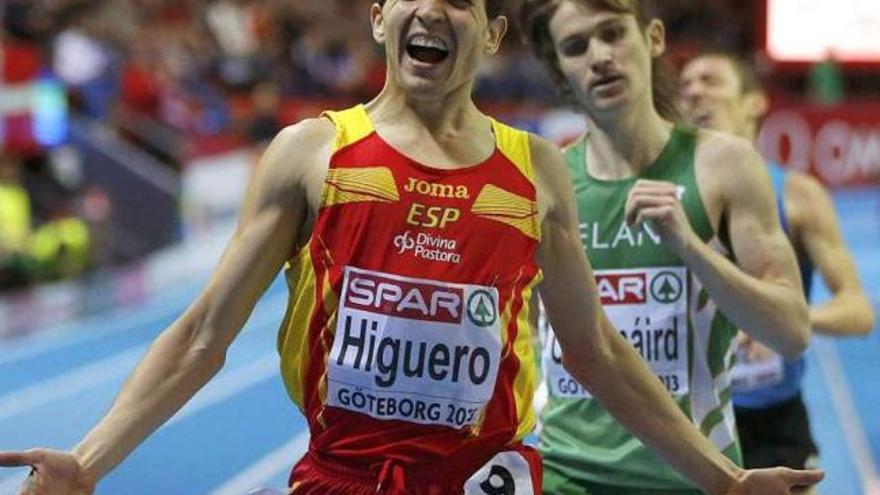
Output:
[518, 0, 680, 121]
[693, 49, 763, 95]
[375, 0, 508, 19]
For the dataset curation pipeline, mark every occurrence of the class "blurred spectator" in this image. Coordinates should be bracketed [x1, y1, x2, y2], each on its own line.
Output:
[0, 153, 34, 288]
[29, 210, 91, 281]
[204, 0, 264, 89]
[2, 0, 53, 42]
[79, 184, 112, 268]
[1, 27, 42, 84]
[52, 2, 123, 118]
[246, 81, 282, 144]
[475, 44, 556, 102]
[283, 1, 382, 98]
[0, 149, 103, 290]
[119, 38, 163, 118]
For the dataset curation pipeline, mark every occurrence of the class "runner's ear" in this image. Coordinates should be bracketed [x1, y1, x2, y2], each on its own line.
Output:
[484, 15, 508, 55]
[371, 3, 386, 43]
[743, 89, 769, 122]
[646, 19, 666, 58]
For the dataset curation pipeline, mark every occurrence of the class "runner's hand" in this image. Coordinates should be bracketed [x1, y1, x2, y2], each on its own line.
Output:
[625, 179, 697, 256]
[745, 337, 775, 363]
[0, 449, 95, 495]
[724, 467, 824, 494]
[736, 332, 776, 363]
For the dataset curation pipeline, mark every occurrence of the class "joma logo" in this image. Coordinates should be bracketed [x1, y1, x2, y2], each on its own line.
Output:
[404, 178, 470, 199]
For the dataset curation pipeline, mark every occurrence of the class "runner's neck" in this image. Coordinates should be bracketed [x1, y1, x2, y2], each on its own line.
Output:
[583, 112, 673, 181]
[365, 93, 495, 170]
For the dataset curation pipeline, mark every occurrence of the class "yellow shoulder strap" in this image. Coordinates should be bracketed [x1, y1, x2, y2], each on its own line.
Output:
[322, 104, 375, 152]
[490, 118, 534, 182]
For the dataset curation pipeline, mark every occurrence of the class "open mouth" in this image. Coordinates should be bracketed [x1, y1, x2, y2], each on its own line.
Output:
[406, 34, 451, 65]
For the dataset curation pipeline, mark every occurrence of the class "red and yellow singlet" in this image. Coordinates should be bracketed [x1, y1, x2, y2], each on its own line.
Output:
[277, 105, 541, 470]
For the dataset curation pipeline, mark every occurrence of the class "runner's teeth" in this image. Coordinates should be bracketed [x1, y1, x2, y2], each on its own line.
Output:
[409, 35, 449, 52]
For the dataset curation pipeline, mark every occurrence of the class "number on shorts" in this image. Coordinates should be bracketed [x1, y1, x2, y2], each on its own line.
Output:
[479, 465, 515, 495]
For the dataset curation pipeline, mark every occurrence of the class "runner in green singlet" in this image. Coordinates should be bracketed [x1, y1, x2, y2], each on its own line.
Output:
[519, 1, 820, 493]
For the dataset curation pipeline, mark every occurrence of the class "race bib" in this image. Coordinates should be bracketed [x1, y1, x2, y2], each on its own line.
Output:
[541, 267, 690, 399]
[328, 266, 502, 429]
[730, 348, 785, 393]
[463, 451, 536, 495]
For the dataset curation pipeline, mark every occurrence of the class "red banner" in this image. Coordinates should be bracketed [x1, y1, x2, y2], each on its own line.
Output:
[758, 102, 880, 187]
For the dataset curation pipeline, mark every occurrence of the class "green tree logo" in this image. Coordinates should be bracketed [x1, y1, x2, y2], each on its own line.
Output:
[651, 271, 683, 304]
[467, 290, 498, 327]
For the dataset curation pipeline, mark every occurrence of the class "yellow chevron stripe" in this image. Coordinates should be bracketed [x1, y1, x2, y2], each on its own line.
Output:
[323, 167, 400, 207]
[472, 184, 537, 216]
[309, 236, 339, 429]
[491, 118, 534, 181]
[316, 264, 338, 414]
[278, 245, 319, 412]
[472, 184, 539, 240]
[513, 270, 543, 441]
[323, 104, 374, 152]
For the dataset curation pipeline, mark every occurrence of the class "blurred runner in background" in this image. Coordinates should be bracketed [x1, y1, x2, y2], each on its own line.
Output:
[681, 50, 875, 485]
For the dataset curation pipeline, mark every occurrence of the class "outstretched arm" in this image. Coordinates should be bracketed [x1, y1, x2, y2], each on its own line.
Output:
[787, 173, 875, 335]
[0, 118, 335, 494]
[531, 135, 822, 495]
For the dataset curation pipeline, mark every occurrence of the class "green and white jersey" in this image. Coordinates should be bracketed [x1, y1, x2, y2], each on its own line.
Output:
[539, 126, 742, 491]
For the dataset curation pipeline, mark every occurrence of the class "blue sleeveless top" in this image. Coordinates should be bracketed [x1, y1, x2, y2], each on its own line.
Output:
[732, 163, 814, 409]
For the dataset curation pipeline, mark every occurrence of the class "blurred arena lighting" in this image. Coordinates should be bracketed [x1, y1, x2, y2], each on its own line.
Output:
[764, 0, 880, 65]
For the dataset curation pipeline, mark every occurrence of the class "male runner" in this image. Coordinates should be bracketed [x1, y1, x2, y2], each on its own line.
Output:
[0, 1, 822, 494]
[520, 0, 821, 493]
[680, 50, 875, 473]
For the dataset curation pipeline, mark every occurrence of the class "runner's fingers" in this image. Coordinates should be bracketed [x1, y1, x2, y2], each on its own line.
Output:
[630, 185, 679, 201]
[749, 340, 775, 362]
[785, 468, 824, 487]
[0, 451, 38, 468]
[629, 191, 678, 201]
[747, 344, 761, 362]
[634, 206, 674, 227]
[625, 196, 676, 225]
[633, 179, 678, 192]
[628, 183, 678, 199]
[625, 191, 677, 213]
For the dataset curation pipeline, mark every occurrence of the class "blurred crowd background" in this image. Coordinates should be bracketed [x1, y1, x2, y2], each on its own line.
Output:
[0, 0, 877, 294]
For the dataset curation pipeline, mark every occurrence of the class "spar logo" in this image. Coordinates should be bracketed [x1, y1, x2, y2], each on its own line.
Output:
[650, 271, 683, 304]
[345, 271, 463, 323]
[597, 273, 647, 305]
[466, 290, 497, 327]
[596, 270, 683, 305]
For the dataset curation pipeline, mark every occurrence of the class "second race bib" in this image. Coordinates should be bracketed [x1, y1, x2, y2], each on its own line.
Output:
[542, 267, 690, 399]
